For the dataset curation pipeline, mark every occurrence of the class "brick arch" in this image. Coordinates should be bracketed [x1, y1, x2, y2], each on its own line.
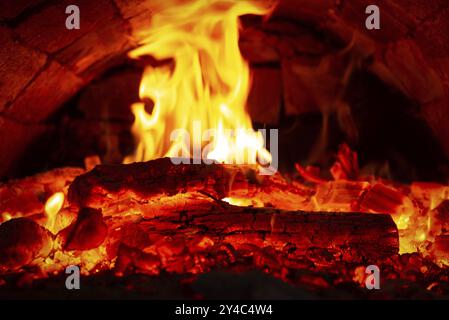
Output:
[0, 0, 152, 177]
[1, 0, 449, 178]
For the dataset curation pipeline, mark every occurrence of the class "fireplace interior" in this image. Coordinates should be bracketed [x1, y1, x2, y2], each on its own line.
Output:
[1, 0, 449, 300]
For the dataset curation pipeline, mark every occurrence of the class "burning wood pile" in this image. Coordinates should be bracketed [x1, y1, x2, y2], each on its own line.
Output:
[1, 146, 449, 298]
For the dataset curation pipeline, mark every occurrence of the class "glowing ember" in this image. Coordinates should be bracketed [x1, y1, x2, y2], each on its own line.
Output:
[1, 212, 12, 222]
[294, 144, 449, 264]
[222, 197, 263, 207]
[124, 0, 274, 166]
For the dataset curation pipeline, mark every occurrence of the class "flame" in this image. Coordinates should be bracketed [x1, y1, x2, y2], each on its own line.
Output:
[222, 197, 263, 207]
[352, 266, 366, 287]
[124, 0, 274, 166]
[44, 192, 64, 234]
[1, 212, 12, 222]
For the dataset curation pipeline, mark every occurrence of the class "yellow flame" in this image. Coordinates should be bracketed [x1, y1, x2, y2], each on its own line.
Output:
[395, 215, 410, 230]
[416, 232, 427, 242]
[44, 192, 64, 234]
[1, 212, 12, 223]
[124, 0, 274, 166]
[222, 197, 263, 207]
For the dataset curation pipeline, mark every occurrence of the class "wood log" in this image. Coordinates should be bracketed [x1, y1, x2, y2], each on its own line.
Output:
[0, 157, 399, 274]
[68, 157, 315, 217]
[124, 206, 399, 259]
[64, 158, 398, 265]
[105, 206, 399, 277]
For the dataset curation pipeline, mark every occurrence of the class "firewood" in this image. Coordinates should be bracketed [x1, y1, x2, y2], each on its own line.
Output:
[110, 205, 399, 260]
[65, 158, 398, 260]
[358, 183, 406, 214]
[68, 157, 314, 218]
[0, 218, 53, 271]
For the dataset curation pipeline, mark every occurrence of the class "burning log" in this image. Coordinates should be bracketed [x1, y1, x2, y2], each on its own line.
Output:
[65, 158, 398, 265]
[68, 157, 314, 217]
[132, 207, 399, 259]
[0, 154, 402, 278]
[108, 209, 399, 276]
[358, 183, 407, 214]
[0, 218, 53, 271]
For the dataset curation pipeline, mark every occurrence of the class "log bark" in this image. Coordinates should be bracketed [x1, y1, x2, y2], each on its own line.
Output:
[107, 205, 399, 278]
[64, 158, 399, 257]
[130, 206, 399, 259]
[65, 158, 398, 259]
[68, 158, 316, 217]
[0, 158, 399, 274]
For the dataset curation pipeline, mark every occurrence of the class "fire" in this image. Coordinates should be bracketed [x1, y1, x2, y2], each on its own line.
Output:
[301, 146, 449, 261]
[44, 192, 64, 234]
[222, 197, 263, 207]
[124, 0, 274, 167]
[1, 212, 12, 222]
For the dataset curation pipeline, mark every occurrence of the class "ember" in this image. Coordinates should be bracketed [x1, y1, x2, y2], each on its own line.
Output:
[1, 153, 449, 298]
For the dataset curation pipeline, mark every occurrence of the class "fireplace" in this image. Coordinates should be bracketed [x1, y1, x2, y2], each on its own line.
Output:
[1, 0, 449, 301]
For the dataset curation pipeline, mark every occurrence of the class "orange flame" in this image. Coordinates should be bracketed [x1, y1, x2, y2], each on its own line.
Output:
[44, 192, 64, 234]
[125, 0, 274, 166]
[222, 197, 263, 207]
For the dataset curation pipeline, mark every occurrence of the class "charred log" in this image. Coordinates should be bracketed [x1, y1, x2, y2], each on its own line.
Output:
[126, 206, 400, 259]
[68, 158, 314, 216]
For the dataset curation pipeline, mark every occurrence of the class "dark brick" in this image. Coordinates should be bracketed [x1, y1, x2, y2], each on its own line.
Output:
[15, 0, 118, 53]
[247, 67, 281, 125]
[0, 117, 47, 178]
[114, 0, 155, 41]
[55, 16, 132, 78]
[414, 7, 449, 59]
[340, 0, 415, 43]
[0, 26, 47, 112]
[6, 61, 84, 122]
[0, 0, 46, 21]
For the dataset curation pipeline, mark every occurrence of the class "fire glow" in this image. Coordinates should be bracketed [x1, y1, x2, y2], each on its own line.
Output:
[124, 0, 274, 167]
[44, 192, 64, 234]
[2, 0, 449, 298]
